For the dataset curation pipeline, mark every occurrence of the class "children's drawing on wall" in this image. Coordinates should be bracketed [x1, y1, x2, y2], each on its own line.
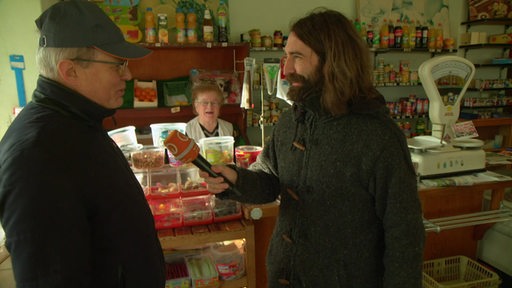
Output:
[357, 0, 450, 39]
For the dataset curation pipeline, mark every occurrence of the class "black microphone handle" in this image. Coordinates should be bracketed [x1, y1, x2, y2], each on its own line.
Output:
[192, 155, 242, 196]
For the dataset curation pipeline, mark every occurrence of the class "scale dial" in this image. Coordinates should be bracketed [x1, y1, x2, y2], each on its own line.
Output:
[419, 56, 475, 140]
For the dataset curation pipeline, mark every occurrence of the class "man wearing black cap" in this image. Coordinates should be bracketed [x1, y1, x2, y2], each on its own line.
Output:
[0, 1, 166, 287]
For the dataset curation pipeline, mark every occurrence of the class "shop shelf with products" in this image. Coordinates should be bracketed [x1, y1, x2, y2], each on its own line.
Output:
[459, 18, 512, 148]
[103, 42, 257, 287]
[102, 43, 250, 144]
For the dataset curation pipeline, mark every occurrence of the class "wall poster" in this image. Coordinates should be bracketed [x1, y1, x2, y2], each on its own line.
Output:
[356, 0, 451, 39]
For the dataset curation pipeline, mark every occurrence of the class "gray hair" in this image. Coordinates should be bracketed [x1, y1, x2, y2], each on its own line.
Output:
[36, 46, 97, 80]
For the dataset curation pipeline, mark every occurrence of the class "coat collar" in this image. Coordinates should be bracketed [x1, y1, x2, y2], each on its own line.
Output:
[33, 75, 116, 126]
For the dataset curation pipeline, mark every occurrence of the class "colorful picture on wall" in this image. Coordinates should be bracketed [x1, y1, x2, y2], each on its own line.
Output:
[357, 0, 450, 39]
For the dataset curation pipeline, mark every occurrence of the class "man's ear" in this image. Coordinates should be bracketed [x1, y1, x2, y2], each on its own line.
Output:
[57, 59, 78, 83]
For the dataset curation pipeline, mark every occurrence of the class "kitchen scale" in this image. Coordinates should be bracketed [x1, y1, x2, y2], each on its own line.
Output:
[408, 55, 486, 179]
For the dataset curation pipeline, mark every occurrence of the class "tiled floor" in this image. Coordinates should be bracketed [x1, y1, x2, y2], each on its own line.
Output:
[0, 246, 15, 288]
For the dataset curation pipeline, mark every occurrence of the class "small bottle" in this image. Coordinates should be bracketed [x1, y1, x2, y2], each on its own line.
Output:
[408, 20, 416, 49]
[186, 8, 197, 44]
[366, 24, 374, 48]
[273, 30, 283, 48]
[145, 7, 156, 44]
[402, 20, 410, 49]
[380, 19, 389, 48]
[360, 22, 367, 44]
[157, 13, 169, 44]
[217, 0, 229, 42]
[388, 19, 395, 48]
[435, 23, 444, 52]
[202, 9, 214, 43]
[421, 23, 429, 48]
[394, 19, 402, 48]
[427, 23, 436, 51]
[175, 7, 186, 44]
[415, 21, 422, 48]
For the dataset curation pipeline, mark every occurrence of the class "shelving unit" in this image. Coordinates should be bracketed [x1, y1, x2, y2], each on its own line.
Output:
[158, 219, 256, 288]
[459, 19, 512, 147]
[104, 43, 256, 287]
[103, 42, 250, 142]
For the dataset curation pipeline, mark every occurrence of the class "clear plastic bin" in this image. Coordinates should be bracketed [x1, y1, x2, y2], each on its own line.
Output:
[182, 195, 213, 226]
[212, 197, 242, 222]
[146, 196, 182, 230]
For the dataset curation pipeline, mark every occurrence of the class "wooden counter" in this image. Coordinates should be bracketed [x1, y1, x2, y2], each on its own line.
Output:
[420, 179, 512, 260]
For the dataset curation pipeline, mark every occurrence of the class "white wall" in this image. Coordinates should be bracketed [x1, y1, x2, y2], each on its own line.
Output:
[0, 0, 466, 139]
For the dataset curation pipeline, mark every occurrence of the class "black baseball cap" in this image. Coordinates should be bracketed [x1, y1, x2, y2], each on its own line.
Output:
[35, 1, 151, 59]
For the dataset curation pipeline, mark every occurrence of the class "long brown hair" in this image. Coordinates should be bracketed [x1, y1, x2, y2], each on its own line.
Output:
[290, 8, 380, 116]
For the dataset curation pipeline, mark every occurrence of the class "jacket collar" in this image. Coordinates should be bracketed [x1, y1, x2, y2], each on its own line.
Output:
[33, 75, 116, 126]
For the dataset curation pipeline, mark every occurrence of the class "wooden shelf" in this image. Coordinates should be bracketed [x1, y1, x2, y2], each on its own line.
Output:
[461, 18, 512, 27]
[459, 43, 512, 49]
[472, 117, 512, 127]
[158, 219, 256, 288]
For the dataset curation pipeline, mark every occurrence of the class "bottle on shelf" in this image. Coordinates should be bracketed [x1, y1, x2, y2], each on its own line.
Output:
[408, 20, 416, 49]
[427, 23, 436, 51]
[354, 18, 361, 33]
[394, 19, 403, 48]
[202, 8, 214, 43]
[402, 19, 410, 50]
[373, 24, 380, 48]
[217, 0, 229, 43]
[360, 22, 368, 44]
[175, 7, 186, 44]
[366, 24, 374, 48]
[157, 13, 169, 44]
[186, 7, 197, 44]
[380, 18, 389, 48]
[435, 23, 444, 52]
[145, 7, 156, 44]
[388, 19, 395, 48]
[421, 22, 429, 48]
[415, 21, 422, 48]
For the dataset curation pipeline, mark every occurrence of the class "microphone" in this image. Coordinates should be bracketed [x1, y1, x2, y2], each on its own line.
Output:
[163, 130, 242, 196]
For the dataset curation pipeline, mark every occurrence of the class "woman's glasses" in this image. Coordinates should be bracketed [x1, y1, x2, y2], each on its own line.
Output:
[196, 101, 221, 107]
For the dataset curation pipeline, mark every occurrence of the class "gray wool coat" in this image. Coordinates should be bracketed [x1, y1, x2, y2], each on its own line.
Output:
[221, 93, 425, 287]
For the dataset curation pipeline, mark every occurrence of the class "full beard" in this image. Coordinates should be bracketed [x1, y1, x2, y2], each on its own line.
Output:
[286, 71, 322, 103]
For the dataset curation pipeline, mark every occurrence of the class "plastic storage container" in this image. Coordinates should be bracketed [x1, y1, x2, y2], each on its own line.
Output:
[165, 259, 190, 287]
[150, 123, 187, 147]
[422, 255, 501, 288]
[108, 126, 137, 147]
[209, 241, 245, 281]
[182, 195, 213, 226]
[199, 136, 234, 165]
[150, 122, 187, 167]
[133, 165, 182, 196]
[212, 197, 242, 222]
[146, 195, 183, 230]
[234, 145, 263, 168]
[185, 254, 219, 288]
[178, 164, 208, 197]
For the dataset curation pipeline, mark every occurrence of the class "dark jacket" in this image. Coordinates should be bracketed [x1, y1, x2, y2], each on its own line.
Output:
[0, 76, 166, 287]
[222, 93, 425, 287]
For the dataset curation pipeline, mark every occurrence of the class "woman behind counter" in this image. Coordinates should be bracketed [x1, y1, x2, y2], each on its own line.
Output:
[186, 82, 235, 143]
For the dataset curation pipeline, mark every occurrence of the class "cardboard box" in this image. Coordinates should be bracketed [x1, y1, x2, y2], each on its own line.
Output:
[489, 32, 512, 43]
[468, 0, 512, 20]
[134, 79, 158, 108]
[460, 31, 488, 44]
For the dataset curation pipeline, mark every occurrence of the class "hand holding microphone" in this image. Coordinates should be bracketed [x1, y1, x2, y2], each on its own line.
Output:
[164, 130, 241, 196]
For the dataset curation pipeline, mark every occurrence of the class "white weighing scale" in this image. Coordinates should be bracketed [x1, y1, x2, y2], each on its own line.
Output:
[408, 56, 486, 179]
